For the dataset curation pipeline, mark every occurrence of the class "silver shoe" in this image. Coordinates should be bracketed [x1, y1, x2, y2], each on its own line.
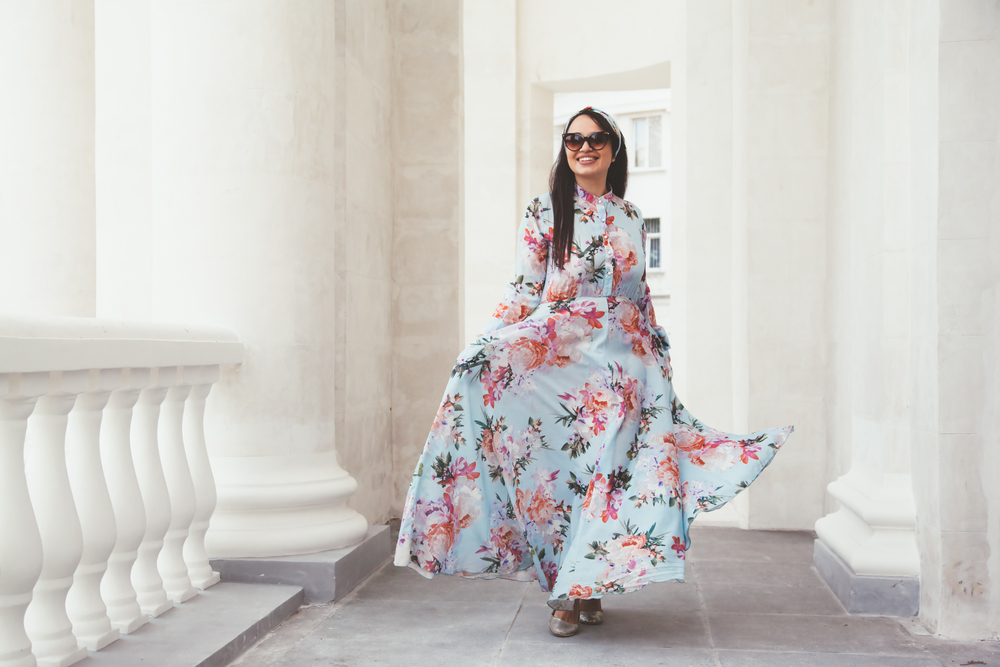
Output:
[548, 611, 579, 637]
[580, 610, 604, 625]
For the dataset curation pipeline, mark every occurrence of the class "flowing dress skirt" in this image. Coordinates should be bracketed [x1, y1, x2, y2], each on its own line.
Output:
[394, 293, 793, 606]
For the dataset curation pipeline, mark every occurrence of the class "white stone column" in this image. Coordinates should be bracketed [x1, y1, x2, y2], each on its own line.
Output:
[0, 1, 96, 318]
[156, 372, 196, 603]
[130, 369, 173, 617]
[23, 372, 88, 667]
[65, 370, 120, 651]
[182, 367, 220, 589]
[99, 369, 149, 633]
[143, 0, 366, 557]
[0, 373, 48, 667]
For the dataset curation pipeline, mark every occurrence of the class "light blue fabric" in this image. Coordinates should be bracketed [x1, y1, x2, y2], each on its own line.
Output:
[395, 185, 793, 606]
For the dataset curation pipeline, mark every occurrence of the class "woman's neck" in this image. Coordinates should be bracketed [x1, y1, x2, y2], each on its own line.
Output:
[575, 176, 608, 198]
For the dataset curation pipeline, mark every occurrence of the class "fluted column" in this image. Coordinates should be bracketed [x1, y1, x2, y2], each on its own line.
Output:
[0, 372, 48, 667]
[64, 370, 120, 651]
[182, 366, 220, 589]
[23, 372, 88, 667]
[130, 368, 174, 618]
[156, 370, 196, 603]
[99, 369, 149, 633]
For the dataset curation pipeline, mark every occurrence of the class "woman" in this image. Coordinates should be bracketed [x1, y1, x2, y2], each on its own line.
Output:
[394, 107, 793, 637]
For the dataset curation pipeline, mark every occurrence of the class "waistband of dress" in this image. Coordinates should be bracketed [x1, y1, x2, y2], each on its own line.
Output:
[540, 295, 641, 306]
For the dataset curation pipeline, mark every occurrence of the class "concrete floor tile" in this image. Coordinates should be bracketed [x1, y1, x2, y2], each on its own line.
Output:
[274, 598, 517, 666]
[694, 561, 826, 588]
[688, 528, 816, 564]
[701, 582, 846, 616]
[708, 613, 925, 655]
[717, 650, 943, 666]
[915, 638, 1000, 667]
[498, 641, 718, 666]
[508, 597, 712, 649]
[229, 605, 335, 667]
[353, 561, 530, 604]
[234, 527, 998, 667]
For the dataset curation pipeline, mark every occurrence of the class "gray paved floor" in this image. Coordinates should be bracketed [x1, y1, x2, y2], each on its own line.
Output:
[230, 526, 999, 667]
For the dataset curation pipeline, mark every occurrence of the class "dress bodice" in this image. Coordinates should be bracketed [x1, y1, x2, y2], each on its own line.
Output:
[535, 185, 647, 304]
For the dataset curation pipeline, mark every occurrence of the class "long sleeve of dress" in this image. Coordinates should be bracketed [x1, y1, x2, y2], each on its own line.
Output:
[476, 199, 551, 338]
[638, 218, 670, 350]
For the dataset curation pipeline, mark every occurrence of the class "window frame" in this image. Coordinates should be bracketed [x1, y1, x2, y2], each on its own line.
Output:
[645, 217, 663, 272]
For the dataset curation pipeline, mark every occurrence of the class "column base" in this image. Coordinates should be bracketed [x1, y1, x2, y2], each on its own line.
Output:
[35, 645, 88, 667]
[210, 525, 390, 604]
[191, 571, 221, 590]
[110, 613, 148, 635]
[77, 627, 119, 651]
[167, 586, 197, 604]
[814, 538, 919, 616]
[140, 599, 173, 618]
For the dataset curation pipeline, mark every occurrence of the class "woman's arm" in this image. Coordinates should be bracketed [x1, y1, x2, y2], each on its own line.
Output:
[639, 218, 669, 348]
[638, 275, 669, 348]
[476, 198, 551, 338]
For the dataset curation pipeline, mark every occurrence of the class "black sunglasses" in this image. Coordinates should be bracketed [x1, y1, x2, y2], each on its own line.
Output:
[562, 131, 611, 152]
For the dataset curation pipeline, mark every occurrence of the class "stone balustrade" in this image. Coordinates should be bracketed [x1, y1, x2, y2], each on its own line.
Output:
[0, 314, 243, 667]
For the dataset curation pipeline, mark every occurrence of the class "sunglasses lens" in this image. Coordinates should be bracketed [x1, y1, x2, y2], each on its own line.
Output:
[563, 133, 584, 150]
[587, 132, 609, 149]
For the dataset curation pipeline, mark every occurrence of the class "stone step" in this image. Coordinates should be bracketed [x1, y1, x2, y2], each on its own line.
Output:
[77, 582, 303, 667]
[211, 525, 391, 604]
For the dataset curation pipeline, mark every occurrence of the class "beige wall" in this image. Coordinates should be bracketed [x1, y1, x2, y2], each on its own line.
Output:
[390, 0, 464, 514]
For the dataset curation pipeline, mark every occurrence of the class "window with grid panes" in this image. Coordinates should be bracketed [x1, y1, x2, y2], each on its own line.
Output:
[633, 116, 662, 168]
[645, 217, 661, 270]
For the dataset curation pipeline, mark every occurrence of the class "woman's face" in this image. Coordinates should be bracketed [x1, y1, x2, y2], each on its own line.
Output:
[565, 114, 614, 187]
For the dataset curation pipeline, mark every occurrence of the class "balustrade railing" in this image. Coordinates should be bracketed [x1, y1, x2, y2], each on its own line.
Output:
[0, 315, 244, 667]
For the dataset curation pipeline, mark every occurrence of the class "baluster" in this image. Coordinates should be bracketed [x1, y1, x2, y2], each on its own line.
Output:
[130, 368, 174, 617]
[99, 369, 149, 633]
[182, 366, 221, 589]
[156, 367, 196, 603]
[64, 369, 120, 650]
[23, 371, 88, 667]
[0, 372, 48, 667]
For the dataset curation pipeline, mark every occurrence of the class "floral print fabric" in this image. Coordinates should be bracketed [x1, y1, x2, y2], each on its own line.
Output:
[395, 185, 793, 606]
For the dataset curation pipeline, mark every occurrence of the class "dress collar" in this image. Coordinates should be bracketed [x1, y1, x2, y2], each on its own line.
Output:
[574, 183, 615, 205]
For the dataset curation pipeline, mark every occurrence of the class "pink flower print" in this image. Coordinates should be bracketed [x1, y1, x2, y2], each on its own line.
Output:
[671, 536, 686, 560]
[739, 440, 762, 464]
[542, 560, 559, 591]
[508, 337, 548, 373]
[545, 271, 579, 302]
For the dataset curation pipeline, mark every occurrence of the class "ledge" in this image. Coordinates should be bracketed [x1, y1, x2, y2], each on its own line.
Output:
[81, 582, 302, 667]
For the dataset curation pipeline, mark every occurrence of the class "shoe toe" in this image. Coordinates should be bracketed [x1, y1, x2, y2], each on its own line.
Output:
[548, 614, 579, 637]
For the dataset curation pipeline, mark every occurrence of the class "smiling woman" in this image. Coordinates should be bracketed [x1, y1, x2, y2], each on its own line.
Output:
[393, 106, 794, 639]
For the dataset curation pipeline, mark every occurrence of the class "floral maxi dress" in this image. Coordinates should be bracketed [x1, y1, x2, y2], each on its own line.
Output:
[394, 185, 793, 606]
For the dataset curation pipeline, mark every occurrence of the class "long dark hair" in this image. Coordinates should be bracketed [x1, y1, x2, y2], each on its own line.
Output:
[549, 109, 629, 270]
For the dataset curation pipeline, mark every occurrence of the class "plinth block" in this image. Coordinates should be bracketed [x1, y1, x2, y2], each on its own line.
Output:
[210, 525, 390, 604]
[814, 538, 919, 617]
